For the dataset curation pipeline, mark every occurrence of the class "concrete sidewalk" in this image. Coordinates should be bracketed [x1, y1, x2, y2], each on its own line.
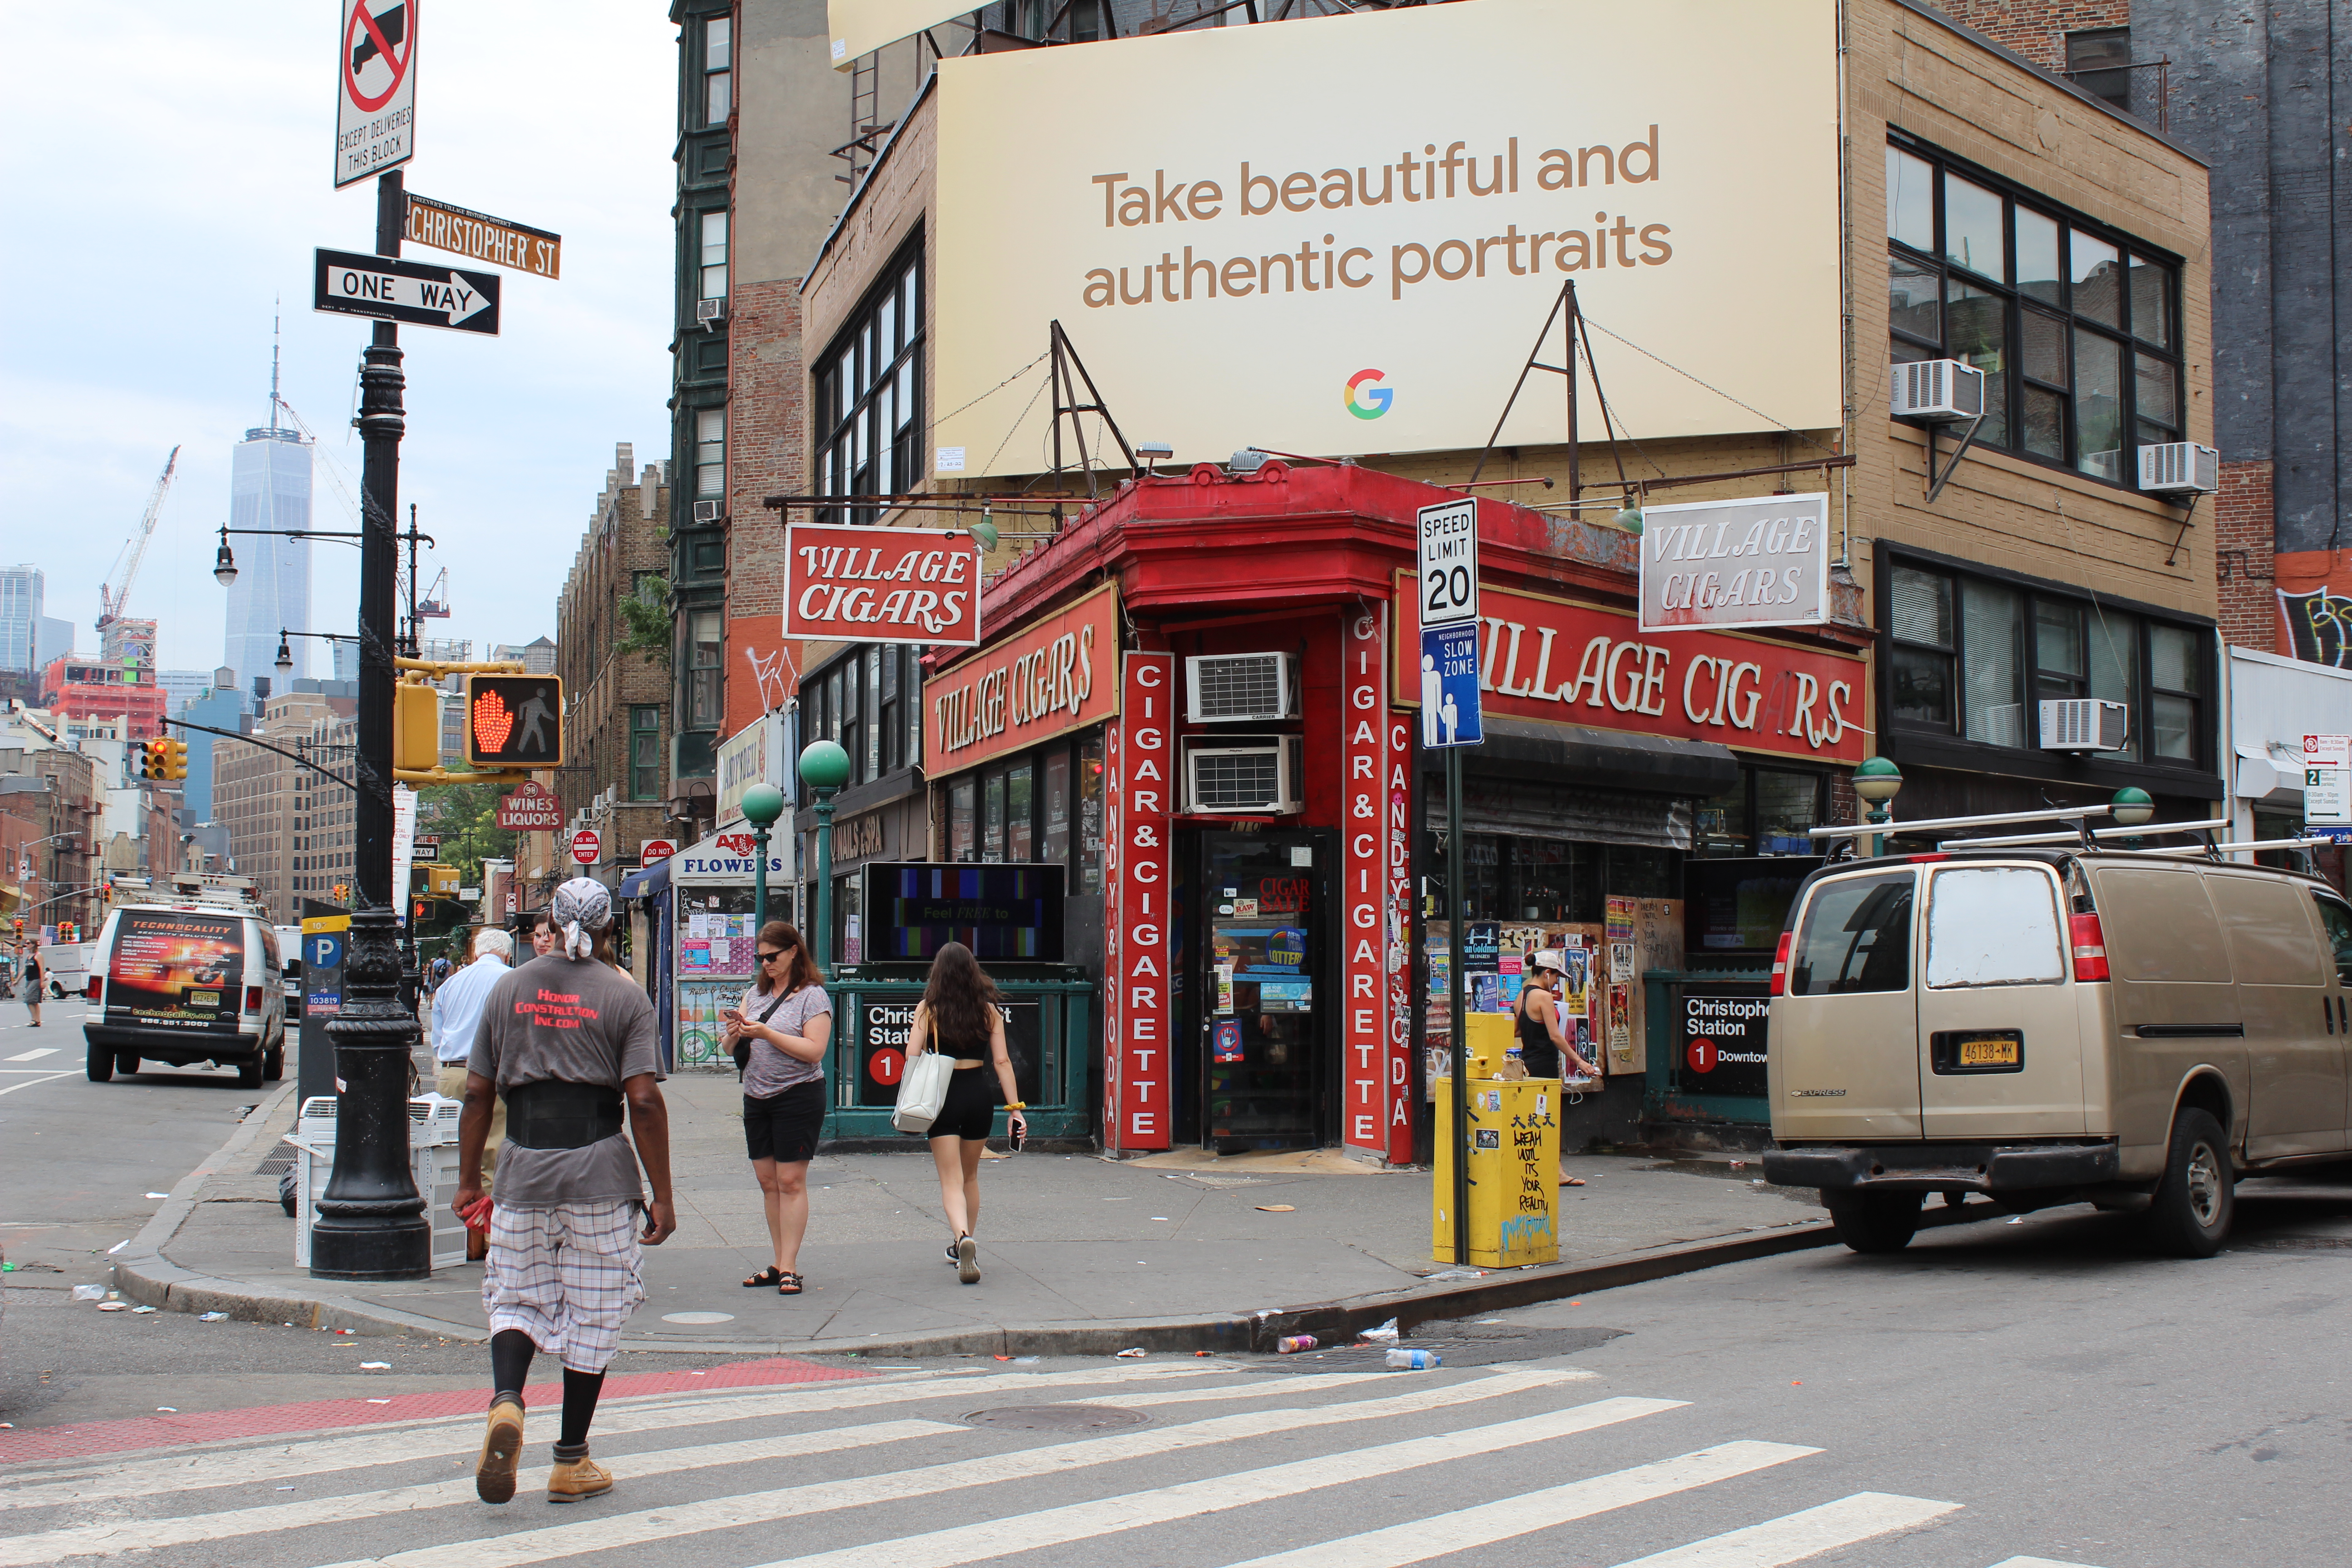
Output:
[114, 1073, 1839, 1356]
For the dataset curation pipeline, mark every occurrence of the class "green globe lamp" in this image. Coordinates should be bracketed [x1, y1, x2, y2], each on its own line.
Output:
[799, 740, 852, 971]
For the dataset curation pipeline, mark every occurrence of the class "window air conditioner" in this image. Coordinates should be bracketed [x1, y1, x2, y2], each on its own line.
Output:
[1186, 652, 1298, 723]
[2137, 441, 2220, 496]
[1183, 735, 1304, 815]
[1891, 358, 1985, 424]
[691, 500, 722, 524]
[2038, 698, 2129, 753]
[696, 297, 726, 324]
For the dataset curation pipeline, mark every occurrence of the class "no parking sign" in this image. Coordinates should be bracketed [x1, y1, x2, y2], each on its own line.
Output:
[337, 0, 417, 188]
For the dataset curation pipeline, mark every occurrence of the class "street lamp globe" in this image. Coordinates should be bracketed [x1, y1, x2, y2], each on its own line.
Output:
[1852, 756, 1904, 821]
[740, 783, 786, 828]
[799, 739, 851, 794]
[2111, 787, 2156, 828]
[274, 637, 294, 676]
[212, 539, 238, 587]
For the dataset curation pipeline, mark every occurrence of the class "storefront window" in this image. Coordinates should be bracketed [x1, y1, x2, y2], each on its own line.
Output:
[1695, 766, 1828, 858]
[950, 777, 977, 862]
[982, 770, 1006, 862]
[1041, 751, 1070, 867]
[1006, 763, 1034, 861]
[1078, 734, 1105, 893]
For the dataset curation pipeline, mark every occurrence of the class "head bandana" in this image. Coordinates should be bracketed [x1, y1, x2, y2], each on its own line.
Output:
[551, 877, 613, 961]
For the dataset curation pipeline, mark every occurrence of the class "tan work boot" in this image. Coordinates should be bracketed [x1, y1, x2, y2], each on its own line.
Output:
[547, 1450, 614, 1503]
[475, 1399, 525, 1505]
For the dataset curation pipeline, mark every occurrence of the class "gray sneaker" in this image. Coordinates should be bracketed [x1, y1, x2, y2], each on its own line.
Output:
[956, 1234, 980, 1284]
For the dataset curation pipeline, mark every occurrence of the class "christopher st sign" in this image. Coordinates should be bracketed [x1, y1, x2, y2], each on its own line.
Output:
[784, 524, 983, 647]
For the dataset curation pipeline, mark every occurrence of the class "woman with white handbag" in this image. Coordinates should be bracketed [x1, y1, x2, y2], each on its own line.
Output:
[897, 942, 1024, 1284]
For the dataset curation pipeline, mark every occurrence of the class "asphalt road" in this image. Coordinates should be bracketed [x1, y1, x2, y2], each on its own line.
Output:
[9, 1131, 2352, 1564]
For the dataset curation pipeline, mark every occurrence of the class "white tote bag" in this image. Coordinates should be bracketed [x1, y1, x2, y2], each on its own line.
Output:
[892, 1044, 953, 1135]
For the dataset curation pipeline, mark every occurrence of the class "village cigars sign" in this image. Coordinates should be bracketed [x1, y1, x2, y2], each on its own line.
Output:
[784, 523, 983, 646]
[1395, 573, 1866, 765]
[923, 582, 1120, 775]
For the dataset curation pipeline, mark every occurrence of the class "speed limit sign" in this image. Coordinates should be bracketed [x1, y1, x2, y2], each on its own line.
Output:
[1416, 498, 1480, 627]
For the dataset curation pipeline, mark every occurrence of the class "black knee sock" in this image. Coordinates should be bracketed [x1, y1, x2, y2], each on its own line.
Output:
[490, 1329, 535, 1404]
[558, 1367, 605, 1450]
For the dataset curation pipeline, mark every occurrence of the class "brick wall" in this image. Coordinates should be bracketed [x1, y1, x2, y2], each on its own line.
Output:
[723, 275, 812, 735]
[554, 445, 673, 849]
[2214, 458, 2277, 652]
[1922, 0, 2129, 71]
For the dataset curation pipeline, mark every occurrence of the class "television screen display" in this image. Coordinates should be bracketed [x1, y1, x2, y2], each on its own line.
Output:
[862, 862, 1065, 963]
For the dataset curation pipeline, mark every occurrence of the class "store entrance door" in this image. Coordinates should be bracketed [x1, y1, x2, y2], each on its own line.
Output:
[1187, 829, 1332, 1153]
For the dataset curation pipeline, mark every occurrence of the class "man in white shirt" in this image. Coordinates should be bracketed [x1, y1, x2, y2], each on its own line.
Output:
[435, 927, 513, 1255]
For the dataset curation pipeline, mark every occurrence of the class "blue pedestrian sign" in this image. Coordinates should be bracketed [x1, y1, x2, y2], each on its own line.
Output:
[1419, 623, 1483, 748]
[309, 933, 344, 971]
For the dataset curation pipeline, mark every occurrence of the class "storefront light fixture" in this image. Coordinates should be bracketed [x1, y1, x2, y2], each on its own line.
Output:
[967, 509, 1000, 553]
[2110, 787, 2155, 828]
[1612, 504, 1644, 534]
[1227, 448, 1271, 475]
[1852, 756, 1903, 822]
[1136, 441, 1173, 476]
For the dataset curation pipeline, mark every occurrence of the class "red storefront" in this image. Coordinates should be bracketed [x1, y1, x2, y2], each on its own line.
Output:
[923, 459, 1867, 1161]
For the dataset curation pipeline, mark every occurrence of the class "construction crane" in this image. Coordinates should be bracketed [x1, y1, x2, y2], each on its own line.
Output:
[416, 566, 452, 619]
[97, 446, 180, 634]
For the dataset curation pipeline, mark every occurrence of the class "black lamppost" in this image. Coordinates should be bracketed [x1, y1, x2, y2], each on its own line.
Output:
[306, 170, 430, 1282]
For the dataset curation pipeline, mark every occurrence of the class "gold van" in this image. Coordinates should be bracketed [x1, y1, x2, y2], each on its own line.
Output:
[1762, 848, 2352, 1257]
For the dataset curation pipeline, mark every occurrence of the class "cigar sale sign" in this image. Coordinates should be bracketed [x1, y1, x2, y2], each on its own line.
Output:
[784, 524, 984, 646]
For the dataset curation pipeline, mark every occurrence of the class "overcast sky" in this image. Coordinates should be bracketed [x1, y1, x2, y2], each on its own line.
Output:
[0, 1, 678, 677]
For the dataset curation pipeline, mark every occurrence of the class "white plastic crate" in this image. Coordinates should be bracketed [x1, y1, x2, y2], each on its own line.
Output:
[297, 1093, 464, 1150]
[292, 1137, 466, 1273]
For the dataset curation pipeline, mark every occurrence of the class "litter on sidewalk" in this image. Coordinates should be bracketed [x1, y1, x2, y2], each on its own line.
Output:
[1114, 1347, 1147, 1358]
[1358, 1318, 1399, 1343]
[198, 1311, 229, 1322]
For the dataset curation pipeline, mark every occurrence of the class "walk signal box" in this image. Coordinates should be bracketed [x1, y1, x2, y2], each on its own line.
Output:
[395, 681, 440, 773]
[464, 675, 564, 769]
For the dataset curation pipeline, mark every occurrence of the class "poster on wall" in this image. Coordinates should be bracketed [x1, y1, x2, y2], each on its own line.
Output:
[674, 980, 737, 1071]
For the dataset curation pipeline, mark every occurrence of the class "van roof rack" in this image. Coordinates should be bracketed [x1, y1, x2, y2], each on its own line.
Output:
[1812, 805, 2113, 859]
[1936, 816, 2230, 852]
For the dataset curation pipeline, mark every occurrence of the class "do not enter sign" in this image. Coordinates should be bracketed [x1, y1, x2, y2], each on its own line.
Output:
[570, 828, 602, 865]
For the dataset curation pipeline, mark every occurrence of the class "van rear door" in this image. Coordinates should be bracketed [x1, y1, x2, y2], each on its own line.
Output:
[1773, 867, 1921, 1141]
[1917, 862, 2083, 1139]
[105, 910, 247, 1035]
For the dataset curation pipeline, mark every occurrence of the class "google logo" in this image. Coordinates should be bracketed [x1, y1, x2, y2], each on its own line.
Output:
[1344, 368, 1393, 420]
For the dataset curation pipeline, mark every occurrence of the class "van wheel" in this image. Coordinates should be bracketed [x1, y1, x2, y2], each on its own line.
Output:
[85, 1043, 113, 1083]
[2143, 1108, 2233, 1257]
[262, 1046, 284, 1083]
[1826, 1191, 1921, 1254]
[115, 1054, 139, 1078]
[236, 1055, 265, 1089]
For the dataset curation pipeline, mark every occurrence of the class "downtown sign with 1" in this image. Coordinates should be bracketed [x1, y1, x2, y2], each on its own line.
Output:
[313, 248, 500, 335]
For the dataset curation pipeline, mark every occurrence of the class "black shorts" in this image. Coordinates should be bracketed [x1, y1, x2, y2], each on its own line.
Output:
[744, 1080, 825, 1164]
[928, 1066, 999, 1142]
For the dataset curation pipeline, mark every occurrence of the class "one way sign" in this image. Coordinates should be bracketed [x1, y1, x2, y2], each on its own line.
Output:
[313, 248, 501, 335]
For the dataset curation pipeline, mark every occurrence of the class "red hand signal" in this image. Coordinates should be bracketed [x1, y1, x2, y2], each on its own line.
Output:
[473, 690, 514, 752]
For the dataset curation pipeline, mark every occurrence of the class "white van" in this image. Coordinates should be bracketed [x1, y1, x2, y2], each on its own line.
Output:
[83, 897, 287, 1087]
[1765, 843, 2352, 1258]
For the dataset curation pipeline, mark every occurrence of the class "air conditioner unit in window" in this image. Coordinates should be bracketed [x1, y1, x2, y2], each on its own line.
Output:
[2038, 698, 2130, 753]
[696, 297, 726, 325]
[1890, 358, 1985, 423]
[1186, 653, 1298, 723]
[1183, 735, 1304, 815]
[2137, 441, 2220, 496]
[691, 500, 722, 524]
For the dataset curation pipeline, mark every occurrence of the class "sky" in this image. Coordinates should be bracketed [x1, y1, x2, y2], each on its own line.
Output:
[0, 1, 679, 677]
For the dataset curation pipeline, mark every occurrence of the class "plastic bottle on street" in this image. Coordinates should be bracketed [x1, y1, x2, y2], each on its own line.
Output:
[1386, 1348, 1442, 1370]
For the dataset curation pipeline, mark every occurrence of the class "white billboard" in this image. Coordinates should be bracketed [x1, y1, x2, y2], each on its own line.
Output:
[1637, 492, 1830, 633]
[931, 0, 1841, 477]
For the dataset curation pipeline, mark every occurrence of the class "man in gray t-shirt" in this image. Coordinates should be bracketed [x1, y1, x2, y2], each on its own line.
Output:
[457, 877, 673, 1506]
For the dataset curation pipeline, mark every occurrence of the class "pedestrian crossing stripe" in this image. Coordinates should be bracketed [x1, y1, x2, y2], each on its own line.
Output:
[0, 1365, 2107, 1568]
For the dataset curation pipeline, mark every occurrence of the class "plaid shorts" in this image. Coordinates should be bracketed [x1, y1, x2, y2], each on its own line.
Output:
[482, 1201, 645, 1373]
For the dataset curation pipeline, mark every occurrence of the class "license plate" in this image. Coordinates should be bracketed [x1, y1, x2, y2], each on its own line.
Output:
[190, 990, 221, 1008]
[1957, 1036, 2020, 1068]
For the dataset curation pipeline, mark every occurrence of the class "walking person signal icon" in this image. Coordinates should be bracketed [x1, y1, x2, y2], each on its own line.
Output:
[464, 675, 565, 769]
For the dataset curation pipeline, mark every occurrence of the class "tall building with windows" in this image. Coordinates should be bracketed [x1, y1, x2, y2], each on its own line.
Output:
[222, 390, 315, 699]
[212, 687, 357, 924]
[0, 566, 42, 675]
[555, 443, 671, 876]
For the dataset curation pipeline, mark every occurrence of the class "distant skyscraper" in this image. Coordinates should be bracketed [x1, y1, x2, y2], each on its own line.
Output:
[158, 668, 213, 714]
[222, 331, 314, 697]
[333, 637, 358, 682]
[35, 615, 73, 672]
[0, 566, 39, 673]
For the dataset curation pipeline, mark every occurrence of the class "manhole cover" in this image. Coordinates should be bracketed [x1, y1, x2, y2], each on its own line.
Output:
[964, 1405, 1149, 1432]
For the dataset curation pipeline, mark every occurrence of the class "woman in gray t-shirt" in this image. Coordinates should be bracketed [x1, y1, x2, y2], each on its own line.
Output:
[720, 921, 831, 1295]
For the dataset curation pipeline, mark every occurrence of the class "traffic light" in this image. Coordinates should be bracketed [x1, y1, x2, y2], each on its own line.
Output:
[464, 675, 564, 769]
[138, 737, 169, 780]
[158, 738, 186, 780]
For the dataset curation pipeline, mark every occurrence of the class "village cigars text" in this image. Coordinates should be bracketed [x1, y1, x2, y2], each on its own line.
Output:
[1080, 128, 1675, 306]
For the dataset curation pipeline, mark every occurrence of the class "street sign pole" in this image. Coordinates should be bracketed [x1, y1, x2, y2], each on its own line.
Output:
[1446, 742, 1468, 1271]
[1416, 497, 1481, 1271]
[312, 165, 430, 1283]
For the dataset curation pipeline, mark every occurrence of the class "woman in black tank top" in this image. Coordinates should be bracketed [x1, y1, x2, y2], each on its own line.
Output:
[1514, 951, 1598, 1083]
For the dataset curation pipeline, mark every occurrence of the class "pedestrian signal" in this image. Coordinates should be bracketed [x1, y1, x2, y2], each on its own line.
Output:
[464, 675, 564, 769]
[394, 680, 439, 772]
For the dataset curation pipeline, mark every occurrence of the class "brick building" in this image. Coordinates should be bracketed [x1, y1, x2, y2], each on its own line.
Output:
[0, 736, 101, 936]
[212, 688, 358, 925]
[555, 443, 674, 881]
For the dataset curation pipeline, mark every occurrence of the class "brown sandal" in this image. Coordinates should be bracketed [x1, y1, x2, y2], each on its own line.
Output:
[777, 1272, 804, 1295]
